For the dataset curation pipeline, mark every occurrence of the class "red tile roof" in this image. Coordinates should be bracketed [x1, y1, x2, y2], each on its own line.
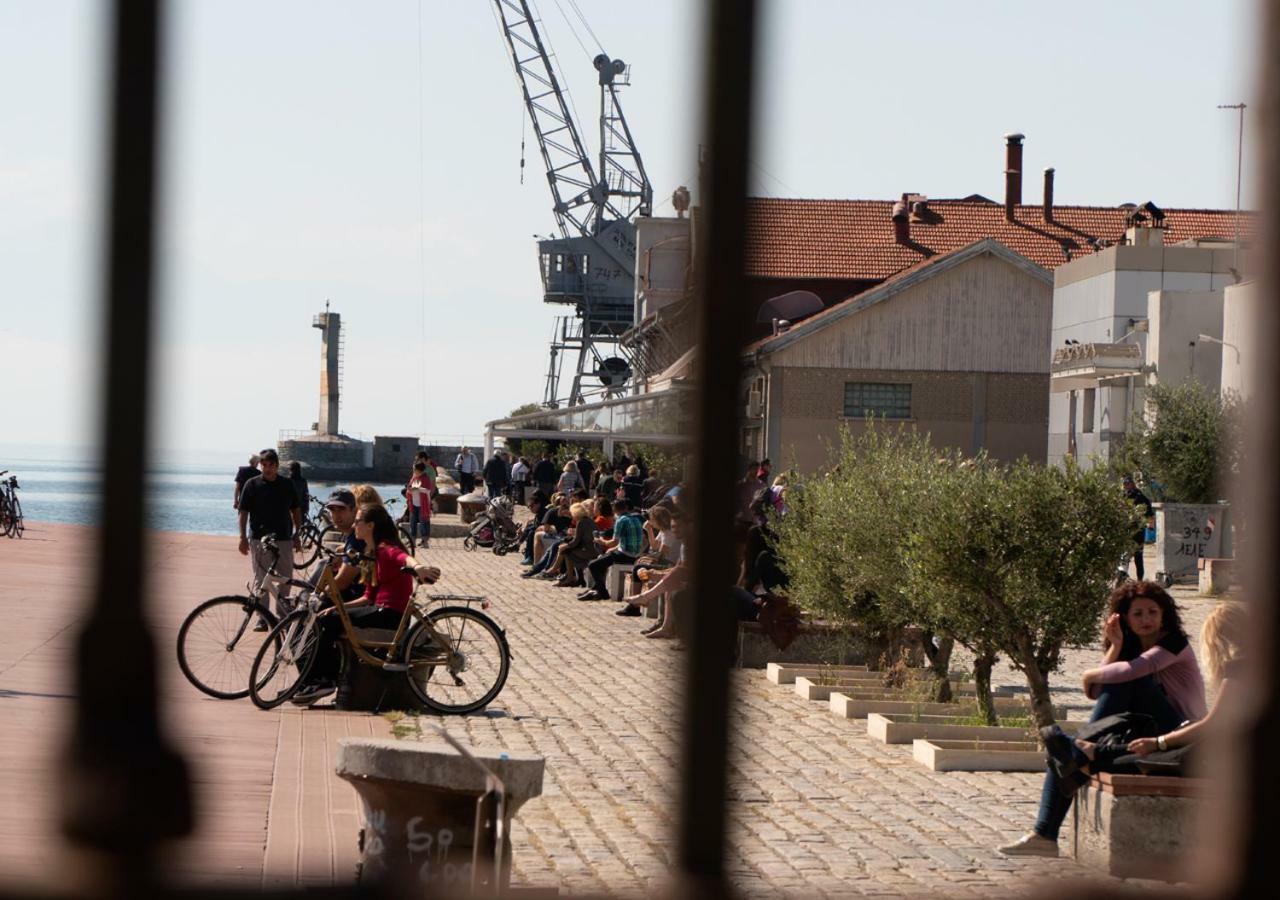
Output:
[744, 197, 1247, 281]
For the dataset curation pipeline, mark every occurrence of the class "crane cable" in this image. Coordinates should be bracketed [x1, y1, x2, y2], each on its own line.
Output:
[566, 0, 604, 54]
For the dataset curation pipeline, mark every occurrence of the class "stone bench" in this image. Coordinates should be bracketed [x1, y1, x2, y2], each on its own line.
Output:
[736, 621, 924, 669]
[1070, 772, 1210, 880]
[1197, 557, 1235, 595]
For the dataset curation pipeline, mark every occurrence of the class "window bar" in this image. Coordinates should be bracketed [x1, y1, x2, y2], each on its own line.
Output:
[678, 0, 758, 892]
[60, 0, 194, 883]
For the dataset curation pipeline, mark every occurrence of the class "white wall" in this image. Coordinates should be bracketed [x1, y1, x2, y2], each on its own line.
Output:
[1221, 281, 1255, 398]
[1146, 290, 1224, 394]
[633, 217, 690, 322]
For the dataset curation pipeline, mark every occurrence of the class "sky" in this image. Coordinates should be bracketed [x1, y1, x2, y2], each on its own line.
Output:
[0, 0, 1259, 461]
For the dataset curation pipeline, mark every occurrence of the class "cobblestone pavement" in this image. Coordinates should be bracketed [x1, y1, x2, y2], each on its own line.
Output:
[404, 536, 1220, 896]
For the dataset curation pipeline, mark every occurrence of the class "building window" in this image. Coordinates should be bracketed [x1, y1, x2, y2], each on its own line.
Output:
[391, 443, 401, 452]
[1082, 388, 1096, 434]
[843, 382, 911, 419]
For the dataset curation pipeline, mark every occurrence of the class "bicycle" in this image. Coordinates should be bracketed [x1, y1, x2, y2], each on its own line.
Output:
[291, 494, 340, 570]
[386, 497, 418, 555]
[247, 539, 510, 713]
[175, 537, 310, 699]
[0, 472, 23, 539]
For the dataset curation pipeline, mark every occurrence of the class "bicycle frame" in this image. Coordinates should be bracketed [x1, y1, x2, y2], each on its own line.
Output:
[263, 538, 444, 672]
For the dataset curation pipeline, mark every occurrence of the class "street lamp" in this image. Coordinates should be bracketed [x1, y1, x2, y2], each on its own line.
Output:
[1197, 333, 1242, 364]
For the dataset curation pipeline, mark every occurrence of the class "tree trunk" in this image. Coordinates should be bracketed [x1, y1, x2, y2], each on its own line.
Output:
[972, 650, 998, 726]
[921, 633, 954, 703]
[1012, 634, 1057, 730]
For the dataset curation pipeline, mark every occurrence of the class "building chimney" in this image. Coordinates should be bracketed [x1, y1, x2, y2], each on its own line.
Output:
[892, 196, 910, 244]
[1042, 167, 1054, 222]
[1003, 132, 1024, 221]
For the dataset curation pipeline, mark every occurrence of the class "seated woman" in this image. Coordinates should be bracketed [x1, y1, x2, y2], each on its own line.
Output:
[543, 502, 598, 588]
[1091, 599, 1246, 770]
[290, 503, 439, 706]
[999, 581, 1206, 857]
[523, 493, 572, 577]
[617, 506, 680, 617]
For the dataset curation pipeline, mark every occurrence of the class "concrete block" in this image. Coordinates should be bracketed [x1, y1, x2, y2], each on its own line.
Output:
[864, 713, 1076, 745]
[336, 737, 545, 890]
[737, 623, 924, 669]
[830, 693, 1057, 721]
[912, 739, 1045, 772]
[794, 677, 1012, 703]
[1197, 557, 1234, 595]
[1070, 775, 1207, 881]
[764, 663, 870, 685]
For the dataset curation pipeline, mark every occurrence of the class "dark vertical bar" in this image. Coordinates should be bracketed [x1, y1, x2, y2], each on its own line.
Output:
[678, 0, 758, 892]
[1236, 1, 1280, 891]
[60, 0, 192, 883]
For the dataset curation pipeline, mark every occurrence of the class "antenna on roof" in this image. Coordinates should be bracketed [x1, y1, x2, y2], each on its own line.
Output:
[1217, 102, 1246, 271]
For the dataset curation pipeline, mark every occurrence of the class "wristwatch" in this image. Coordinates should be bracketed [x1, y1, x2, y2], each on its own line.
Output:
[1156, 735, 1168, 751]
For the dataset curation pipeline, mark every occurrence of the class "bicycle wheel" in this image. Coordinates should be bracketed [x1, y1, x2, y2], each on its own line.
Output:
[404, 606, 510, 714]
[0, 497, 11, 537]
[397, 522, 416, 555]
[318, 525, 344, 554]
[9, 497, 20, 538]
[248, 608, 321, 709]
[176, 595, 277, 699]
[292, 524, 321, 569]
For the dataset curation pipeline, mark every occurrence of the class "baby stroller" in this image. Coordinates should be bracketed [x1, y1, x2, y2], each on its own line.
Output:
[464, 495, 520, 553]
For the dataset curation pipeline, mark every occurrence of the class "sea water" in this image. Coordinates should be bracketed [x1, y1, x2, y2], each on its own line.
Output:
[2, 454, 406, 537]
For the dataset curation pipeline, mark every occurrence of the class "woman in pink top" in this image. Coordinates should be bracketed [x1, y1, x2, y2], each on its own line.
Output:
[291, 504, 440, 705]
[1000, 581, 1206, 857]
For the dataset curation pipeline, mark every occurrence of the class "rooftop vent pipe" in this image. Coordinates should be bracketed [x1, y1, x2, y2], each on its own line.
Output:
[1004, 132, 1024, 221]
[892, 195, 910, 244]
[1043, 167, 1055, 222]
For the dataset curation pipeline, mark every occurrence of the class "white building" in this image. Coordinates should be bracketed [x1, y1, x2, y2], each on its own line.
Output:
[1048, 223, 1248, 467]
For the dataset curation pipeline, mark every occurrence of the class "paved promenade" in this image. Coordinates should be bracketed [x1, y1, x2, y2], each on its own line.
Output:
[0, 521, 1215, 895]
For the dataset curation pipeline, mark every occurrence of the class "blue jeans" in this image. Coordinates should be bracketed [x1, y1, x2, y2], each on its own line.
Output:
[409, 506, 430, 539]
[528, 536, 563, 574]
[1033, 676, 1185, 839]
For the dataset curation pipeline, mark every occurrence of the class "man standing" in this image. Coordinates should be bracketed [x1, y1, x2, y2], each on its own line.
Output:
[1123, 474, 1154, 581]
[287, 460, 309, 515]
[531, 452, 558, 498]
[511, 455, 530, 504]
[455, 446, 479, 495]
[574, 451, 594, 493]
[238, 449, 302, 616]
[483, 450, 510, 499]
[233, 453, 260, 510]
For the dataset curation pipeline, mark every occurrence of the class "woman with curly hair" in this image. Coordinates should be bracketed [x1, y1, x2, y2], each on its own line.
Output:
[1000, 581, 1206, 857]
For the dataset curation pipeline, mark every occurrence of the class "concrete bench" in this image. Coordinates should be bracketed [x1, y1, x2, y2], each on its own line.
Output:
[1198, 557, 1235, 595]
[1070, 772, 1210, 880]
[335, 631, 423, 712]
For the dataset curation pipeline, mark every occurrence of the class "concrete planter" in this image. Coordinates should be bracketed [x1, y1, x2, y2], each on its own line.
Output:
[792, 676, 1007, 703]
[912, 739, 1046, 772]
[1150, 502, 1228, 582]
[765, 663, 869, 685]
[1070, 774, 1208, 880]
[865, 713, 1076, 745]
[831, 693, 1051, 721]
[737, 622, 924, 669]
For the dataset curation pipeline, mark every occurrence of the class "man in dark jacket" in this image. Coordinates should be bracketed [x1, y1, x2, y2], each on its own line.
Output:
[532, 453, 558, 497]
[483, 451, 510, 499]
[1123, 475, 1154, 580]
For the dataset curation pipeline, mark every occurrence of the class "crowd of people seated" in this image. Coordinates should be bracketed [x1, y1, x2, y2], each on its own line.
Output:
[487, 452, 790, 645]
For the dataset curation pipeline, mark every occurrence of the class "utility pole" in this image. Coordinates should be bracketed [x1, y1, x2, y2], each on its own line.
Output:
[1218, 102, 1246, 273]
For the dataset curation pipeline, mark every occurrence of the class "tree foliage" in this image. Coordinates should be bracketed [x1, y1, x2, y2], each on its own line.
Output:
[773, 425, 1138, 727]
[1122, 381, 1243, 504]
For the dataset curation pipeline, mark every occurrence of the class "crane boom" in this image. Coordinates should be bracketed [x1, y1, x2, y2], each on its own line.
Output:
[491, 0, 654, 405]
[493, 0, 600, 238]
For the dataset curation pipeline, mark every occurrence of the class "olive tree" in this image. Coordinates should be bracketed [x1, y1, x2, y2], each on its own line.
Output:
[1121, 381, 1243, 504]
[903, 458, 1138, 728]
[773, 426, 956, 699]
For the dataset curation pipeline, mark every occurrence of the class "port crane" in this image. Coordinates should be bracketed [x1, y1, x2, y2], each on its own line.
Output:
[492, 0, 653, 406]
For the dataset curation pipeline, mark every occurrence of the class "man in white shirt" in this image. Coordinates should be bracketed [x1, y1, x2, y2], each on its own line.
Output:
[455, 446, 479, 494]
[511, 456, 531, 505]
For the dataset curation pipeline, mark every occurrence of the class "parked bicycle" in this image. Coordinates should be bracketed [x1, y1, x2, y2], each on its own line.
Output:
[292, 495, 340, 570]
[175, 536, 307, 699]
[247, 538, 510, 713]
[0, 471, 23, 539]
